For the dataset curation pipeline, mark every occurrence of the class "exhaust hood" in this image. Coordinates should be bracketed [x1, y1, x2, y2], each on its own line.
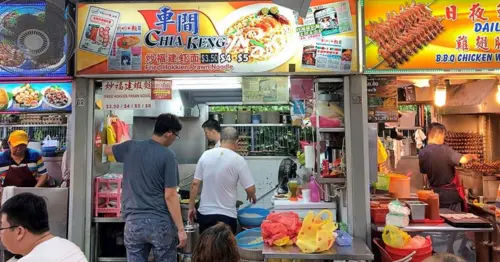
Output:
[440, 79, 500, 115]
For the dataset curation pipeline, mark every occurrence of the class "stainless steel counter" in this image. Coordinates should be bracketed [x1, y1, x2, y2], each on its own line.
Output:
[262, 238, 373, 261]
[372, 223, 494, 233]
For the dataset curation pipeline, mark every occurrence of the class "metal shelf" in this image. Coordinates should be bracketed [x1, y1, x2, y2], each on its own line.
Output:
[319, 128, 345, 132]
[97, 258, 127, 262]
[317, 177, 346, 183]
[93, 217, 123, 223]
[1, 124, 67, 127]
[221, 123, 291, 127]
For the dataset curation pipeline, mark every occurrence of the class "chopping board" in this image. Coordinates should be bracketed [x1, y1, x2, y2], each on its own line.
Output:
[439, 208, 492, 228]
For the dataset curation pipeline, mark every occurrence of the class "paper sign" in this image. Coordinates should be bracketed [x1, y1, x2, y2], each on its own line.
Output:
[102, 79, 152, 110]
[152, 79, 172, 100]
[79, 6, 121, 56]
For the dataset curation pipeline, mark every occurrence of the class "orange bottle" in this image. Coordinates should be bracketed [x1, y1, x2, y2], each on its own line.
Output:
[428, 193, 440, 220]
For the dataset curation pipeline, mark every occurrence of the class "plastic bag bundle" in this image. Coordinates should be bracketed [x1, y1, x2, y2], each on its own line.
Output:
[382, 225, 410, 248]
[296, 210, 338, 253]
[335, 230, 353, 246]
[261, 212, 302, 246]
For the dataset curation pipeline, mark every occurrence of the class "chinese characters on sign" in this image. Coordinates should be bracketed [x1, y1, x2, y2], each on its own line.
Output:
[439, 2, 500, 64]
[151, 79, 172, 100]
[102, 80, 152, 110]
[365, 1, 500, 70]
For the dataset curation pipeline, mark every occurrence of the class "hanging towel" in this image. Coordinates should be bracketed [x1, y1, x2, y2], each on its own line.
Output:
[106, 117, 117, 162]
[414, 128, 427, 149]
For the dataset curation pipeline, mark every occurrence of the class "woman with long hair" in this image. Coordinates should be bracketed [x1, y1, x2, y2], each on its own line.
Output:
[192, 222, 240, 262]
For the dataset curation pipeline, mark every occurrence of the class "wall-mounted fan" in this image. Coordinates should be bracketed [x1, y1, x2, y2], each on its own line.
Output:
[0, 0, 75, 76]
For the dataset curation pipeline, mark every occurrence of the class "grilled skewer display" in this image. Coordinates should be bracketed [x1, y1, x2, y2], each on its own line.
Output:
[445, 132, 485, 162]
[366, 2, 444, 68]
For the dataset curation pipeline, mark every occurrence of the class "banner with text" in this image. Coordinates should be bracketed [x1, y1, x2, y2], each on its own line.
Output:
[102, 79, 152, 110]
[364, 1, 500, 71]
[76, 0, 358, 75]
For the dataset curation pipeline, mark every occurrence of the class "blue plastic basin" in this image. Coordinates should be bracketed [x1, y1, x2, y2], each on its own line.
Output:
[237, 207, 269, 227]
[235, 228, 263, 249]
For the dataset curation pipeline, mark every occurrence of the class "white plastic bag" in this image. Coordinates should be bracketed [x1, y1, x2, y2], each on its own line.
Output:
[42, 135, 59, 148]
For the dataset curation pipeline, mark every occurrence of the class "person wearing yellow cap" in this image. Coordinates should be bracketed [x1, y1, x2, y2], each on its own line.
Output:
[0, 130, 48, 187]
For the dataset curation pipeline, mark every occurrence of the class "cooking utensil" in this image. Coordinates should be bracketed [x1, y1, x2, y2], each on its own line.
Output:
[240, 184, 278, 210]
[181, 221, 200, 254]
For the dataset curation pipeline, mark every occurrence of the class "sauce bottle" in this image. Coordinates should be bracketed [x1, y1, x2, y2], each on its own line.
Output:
[428, 193, 440, 220]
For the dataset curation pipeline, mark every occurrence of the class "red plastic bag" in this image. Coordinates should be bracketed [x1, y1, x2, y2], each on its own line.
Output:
[261, 212, 302, 246]
[310, 115, 342, 128]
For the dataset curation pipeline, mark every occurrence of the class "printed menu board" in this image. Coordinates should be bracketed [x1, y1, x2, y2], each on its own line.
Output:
[367, 77, 398, 123]
[76, 0, 357, 75]
[242, 77, 289, 104]
[0, 82, 72, 113]
[364, 0, 500, 72]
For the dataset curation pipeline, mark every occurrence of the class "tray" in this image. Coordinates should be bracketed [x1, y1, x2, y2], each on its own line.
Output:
[439, 208, 492, 228]
[411, 218, 445, 224]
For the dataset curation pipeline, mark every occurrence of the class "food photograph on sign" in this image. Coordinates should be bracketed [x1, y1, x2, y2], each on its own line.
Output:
[76, 1, 357, 75]
[364, 0, 500, 71]
[0, 82, 72, 112]
[0, 2, 69, 76]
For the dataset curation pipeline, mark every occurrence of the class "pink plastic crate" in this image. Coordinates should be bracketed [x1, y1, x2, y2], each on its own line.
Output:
[94, 177, 122, 217]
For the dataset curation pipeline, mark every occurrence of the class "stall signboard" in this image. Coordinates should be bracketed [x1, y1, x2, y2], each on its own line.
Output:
[0, 81, 72, 113]
[76, 0, 358, 75]
[151, 79, 172, 100]
[102, 79, 152, 110]
[364, 1, 500, 72]
[242, 77, 289, 104]
[367, 77, 398, 123]
[0, 2, 68, 77]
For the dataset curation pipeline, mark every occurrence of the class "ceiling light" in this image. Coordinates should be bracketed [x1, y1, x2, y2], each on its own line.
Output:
[434, 84, 446, 107]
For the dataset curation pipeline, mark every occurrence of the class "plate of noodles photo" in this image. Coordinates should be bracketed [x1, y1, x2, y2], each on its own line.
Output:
[217, 4, 299, 72]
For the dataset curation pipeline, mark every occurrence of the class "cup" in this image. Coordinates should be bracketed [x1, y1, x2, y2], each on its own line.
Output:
[302, 189, 311, 202]
[479, 196, 484, 203]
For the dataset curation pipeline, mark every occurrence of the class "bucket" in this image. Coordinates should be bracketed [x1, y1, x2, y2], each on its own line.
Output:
[222, 112, 237, 124]
[389, 175, 410, 198]
[251, 114, 262, 124]
[237, 111, 252, 124]
[265, 112, 280, 123]
[385, 236, 432, 262]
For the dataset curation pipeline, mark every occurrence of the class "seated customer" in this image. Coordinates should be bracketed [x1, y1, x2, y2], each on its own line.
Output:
[192, 222, 239, 262]
[0, 192, 87, 261]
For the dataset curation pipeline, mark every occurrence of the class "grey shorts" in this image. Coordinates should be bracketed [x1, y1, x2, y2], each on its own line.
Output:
[124, 218, 178, 262]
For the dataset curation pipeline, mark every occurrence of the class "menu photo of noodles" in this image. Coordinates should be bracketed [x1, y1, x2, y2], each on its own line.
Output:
[108, 24, 142, 71]
[217, 4, 298, 72]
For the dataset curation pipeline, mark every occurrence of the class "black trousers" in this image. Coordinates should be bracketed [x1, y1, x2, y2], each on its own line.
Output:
[196, 211, 237, 234]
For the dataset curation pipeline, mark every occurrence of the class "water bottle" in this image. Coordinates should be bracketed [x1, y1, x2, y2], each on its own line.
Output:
[309, 175, 321, 202]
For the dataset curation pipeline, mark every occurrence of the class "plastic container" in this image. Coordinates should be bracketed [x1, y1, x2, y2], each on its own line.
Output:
[237, 207, 270, 227]
[376, 174, 390, 191]
[236, 228, 263, 249]
[406, 201, 428, 221]
[371, 206, 389, 223]
[236, 228, 264, 261]
[389, 175, 410, 198]
[385, 236, 432, 262]
[94, 177, 122, 217]
[237, 110, 251, 124]
[251, 114, 261, 124]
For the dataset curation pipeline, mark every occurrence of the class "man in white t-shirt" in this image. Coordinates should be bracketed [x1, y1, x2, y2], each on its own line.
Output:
[0, 193, 87, 262]
[188, 127, 256, 233]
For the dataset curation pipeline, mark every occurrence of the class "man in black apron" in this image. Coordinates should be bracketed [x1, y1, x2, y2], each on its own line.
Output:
[0, 130, 48, 187]
[419, 123, 478, 211]
[418, 123, 478, 255]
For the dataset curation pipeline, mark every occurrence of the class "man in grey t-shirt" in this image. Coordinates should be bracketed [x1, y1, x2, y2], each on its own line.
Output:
[105, 113, 186, 262]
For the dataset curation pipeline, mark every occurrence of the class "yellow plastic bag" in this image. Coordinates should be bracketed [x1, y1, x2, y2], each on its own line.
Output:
[273, 236, 293, 246]
[296, 210, 338, 253]
[377, 138, 388, 164]
[382, 225, 411, 248]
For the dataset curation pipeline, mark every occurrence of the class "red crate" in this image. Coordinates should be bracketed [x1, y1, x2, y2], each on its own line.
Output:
[94, 176, 122, 217]
[371, 207, 389, 224]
